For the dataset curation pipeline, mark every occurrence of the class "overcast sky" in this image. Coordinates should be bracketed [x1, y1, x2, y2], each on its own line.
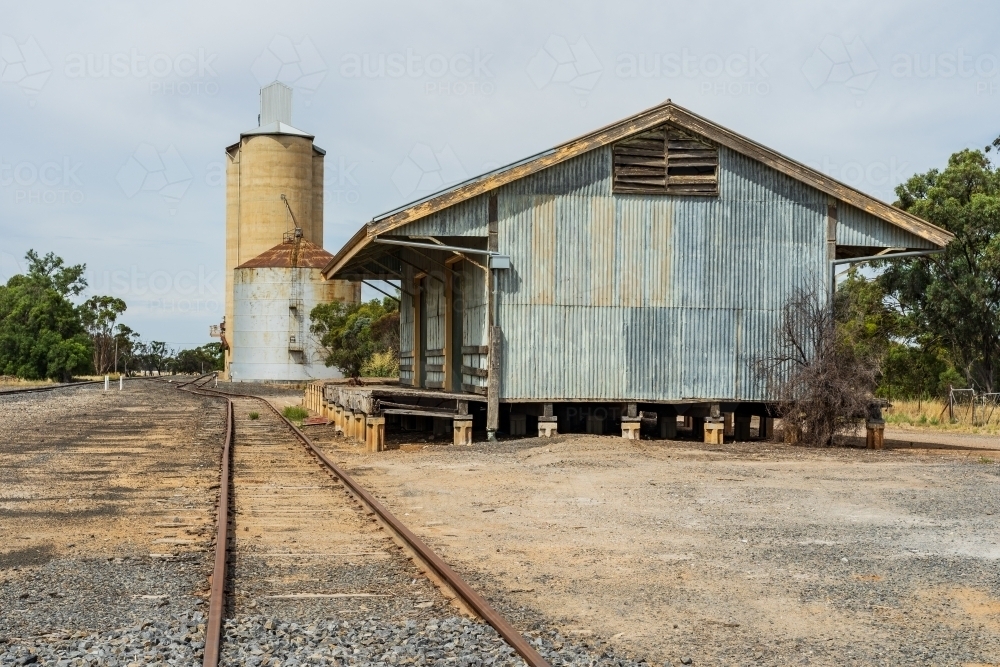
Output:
[2, 0, 997, 348]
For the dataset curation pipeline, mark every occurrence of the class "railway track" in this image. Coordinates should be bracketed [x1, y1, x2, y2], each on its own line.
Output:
[0, 379, 106, 396]
[180, 376, 549, 667]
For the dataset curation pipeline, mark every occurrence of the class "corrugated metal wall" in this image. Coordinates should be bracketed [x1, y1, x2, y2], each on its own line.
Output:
[496, 146, 830, 402]
[390, 137, 927, 403]
[424, 277, 446, 351]
[462, 260, 488, 347]
[837, 203, 935, 249]
[385, 195, 489, 237]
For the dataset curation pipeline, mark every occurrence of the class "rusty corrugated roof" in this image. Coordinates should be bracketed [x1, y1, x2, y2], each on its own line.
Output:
[237, 238, 334, 269]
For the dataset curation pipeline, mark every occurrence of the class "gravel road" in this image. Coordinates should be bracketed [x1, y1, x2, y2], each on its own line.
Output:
[309, 428, 1000, 666]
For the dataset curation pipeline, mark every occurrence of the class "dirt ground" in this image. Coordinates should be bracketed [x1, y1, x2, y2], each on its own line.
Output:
[305, 426, 1000, 667]
[883, 426, 1000, 453]
[0, 380, 224, 637]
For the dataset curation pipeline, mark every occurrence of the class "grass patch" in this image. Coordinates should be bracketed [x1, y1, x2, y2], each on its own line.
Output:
[883, 399, 1000, 434]
[249, 412, 259, 420]
[979, 456, 994, 464]
[283, 405, 309, 421]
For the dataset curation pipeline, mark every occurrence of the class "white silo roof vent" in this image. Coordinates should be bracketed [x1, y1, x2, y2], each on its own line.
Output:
[259, 81, 293, 126]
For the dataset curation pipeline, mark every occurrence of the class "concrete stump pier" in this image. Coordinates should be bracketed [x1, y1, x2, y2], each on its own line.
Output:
[621, 417, 641, 440]
[366, 416, 386, 452]
[538, 416, 558, 437]
[704, 419, 724, 445]
[454, 417, 473, 446]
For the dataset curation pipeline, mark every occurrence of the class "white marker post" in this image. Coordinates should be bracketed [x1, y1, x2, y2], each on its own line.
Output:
[104, 375, 109, 391]
[119, 376, 123, 391]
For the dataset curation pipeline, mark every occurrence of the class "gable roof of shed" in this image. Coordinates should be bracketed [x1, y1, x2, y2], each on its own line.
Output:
[323, 100, 953, 278]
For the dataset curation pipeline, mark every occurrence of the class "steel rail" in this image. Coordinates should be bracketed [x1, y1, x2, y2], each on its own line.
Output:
[172, 380, 233, 667]
[197, 385, 551, 667]
[176, 372, 217, 388]
[0, 379, 106, 396]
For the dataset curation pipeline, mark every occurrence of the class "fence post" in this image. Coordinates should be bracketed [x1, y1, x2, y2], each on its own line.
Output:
[948, 385, 954, 422]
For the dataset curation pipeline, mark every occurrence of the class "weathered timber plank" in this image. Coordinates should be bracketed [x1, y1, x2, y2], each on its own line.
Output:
[487, 325, 501, 432]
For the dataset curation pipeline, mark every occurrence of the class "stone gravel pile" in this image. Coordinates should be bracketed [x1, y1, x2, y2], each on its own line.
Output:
[0, 611, 205, 666]
[220, 615, 649, 667]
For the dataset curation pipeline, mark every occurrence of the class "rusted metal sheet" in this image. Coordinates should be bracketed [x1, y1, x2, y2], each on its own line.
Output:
[837, 202, 936, 249]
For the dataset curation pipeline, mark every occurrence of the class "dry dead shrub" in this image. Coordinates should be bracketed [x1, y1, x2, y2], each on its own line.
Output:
[756, 286, 880, 446]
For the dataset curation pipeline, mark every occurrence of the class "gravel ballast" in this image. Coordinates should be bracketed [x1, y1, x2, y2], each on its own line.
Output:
[220, 615, 648, 667]
[0, 611, 205, 666]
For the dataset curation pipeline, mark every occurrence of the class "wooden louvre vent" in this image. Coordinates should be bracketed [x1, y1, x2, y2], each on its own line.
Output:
[612, 125, 719, 196]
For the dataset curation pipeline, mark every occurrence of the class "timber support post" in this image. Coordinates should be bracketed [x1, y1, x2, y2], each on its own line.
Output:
[486, 325, 501, 440]
[734, 414, 752, 442]
[866, 419, 885, 450]
[760, 416, 774, 441]
[660, 412, 677, 439]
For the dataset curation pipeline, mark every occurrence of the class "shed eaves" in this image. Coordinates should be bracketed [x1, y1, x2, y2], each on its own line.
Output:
[323, 100, 954, 278]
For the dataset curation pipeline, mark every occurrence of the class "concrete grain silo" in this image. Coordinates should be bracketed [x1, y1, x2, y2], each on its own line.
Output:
[220, 81, 359, 379]
[230, 234, 360, 382]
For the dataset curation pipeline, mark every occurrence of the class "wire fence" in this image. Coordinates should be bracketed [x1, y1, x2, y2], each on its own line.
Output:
[948, 386, 1000, 426]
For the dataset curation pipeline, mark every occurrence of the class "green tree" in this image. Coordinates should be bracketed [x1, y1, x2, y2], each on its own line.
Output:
[310, 297, 399, 379]
[879, 147, 1000, 391]
[0, 251, 93, 381]
[172, 343, 223, 374]
[144, 341, 172, 375]
[81, 295, 128, 375]
[113, 324, 141, 375]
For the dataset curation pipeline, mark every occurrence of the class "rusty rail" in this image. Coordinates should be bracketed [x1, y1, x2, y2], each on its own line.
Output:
[0, 379, 104, 396]
[170, 379, 232, 667]
[190, 383, 550, 667]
